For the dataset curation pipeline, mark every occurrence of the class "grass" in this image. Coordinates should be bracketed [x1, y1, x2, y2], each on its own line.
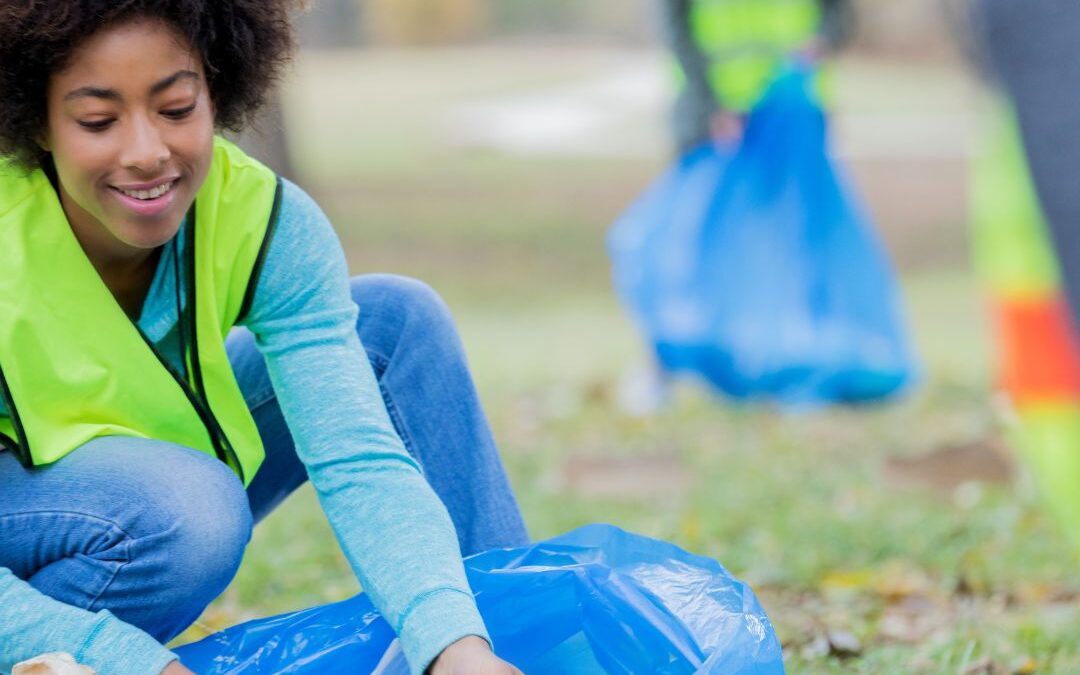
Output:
[173, 47, 1079, 673]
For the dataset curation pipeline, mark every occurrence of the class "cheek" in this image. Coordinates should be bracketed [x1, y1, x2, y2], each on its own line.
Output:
[49, 130, 111, 195]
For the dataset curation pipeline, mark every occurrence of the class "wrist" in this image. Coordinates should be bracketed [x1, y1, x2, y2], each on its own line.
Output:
[428, 635, 490, 675]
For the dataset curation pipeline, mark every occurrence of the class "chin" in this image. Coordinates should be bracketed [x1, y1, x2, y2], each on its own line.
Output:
[118, 221, 183, 250]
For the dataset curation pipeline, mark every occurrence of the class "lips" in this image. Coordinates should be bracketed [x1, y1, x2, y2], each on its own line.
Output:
[108, 177, 180, 217]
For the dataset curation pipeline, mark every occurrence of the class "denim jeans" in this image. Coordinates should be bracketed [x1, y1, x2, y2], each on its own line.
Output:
[0, 274, 528, 643]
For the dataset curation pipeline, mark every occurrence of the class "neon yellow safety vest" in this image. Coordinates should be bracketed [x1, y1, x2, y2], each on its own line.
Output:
[972, 102, 1080, 553]
[0, 137, 280, 486]
[688, 0, 822, 112]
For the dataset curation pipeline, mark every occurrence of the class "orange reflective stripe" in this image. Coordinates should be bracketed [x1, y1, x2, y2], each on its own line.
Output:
[992, 294, 1080, 403]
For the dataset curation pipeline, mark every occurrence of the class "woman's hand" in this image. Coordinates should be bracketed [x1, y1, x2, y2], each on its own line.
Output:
[709, 110, 745, 148]
[428, 636, 522, 675]
[160, 661, 195, 675]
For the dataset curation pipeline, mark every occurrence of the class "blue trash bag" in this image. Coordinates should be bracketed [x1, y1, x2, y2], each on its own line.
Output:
[608, 67, 918, 406]
[174, 524, 785, 674]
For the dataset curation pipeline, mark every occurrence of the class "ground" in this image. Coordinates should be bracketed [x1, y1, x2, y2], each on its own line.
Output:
[172, 46, 1079, 673]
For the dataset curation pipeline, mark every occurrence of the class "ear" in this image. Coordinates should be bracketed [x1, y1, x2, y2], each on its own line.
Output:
[35, 134, 50, 153]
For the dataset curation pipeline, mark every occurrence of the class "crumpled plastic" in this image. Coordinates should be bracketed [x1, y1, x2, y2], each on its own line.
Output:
[608, 67, 918, 407]
[174, 524, 785, 674]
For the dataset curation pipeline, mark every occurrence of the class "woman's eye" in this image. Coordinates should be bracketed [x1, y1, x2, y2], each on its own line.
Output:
[163, 103, 197, 120]
[77, 119, 114, 131]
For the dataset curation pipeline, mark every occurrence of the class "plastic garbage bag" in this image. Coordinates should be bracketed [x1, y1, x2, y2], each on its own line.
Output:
[608, 68, 918, 406]
[174, 524, 784, 674]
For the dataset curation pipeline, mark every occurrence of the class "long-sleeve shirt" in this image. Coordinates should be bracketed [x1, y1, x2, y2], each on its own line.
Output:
[0, 178, 488, 675]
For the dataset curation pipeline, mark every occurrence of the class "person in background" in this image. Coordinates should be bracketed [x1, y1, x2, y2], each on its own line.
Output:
[660, 0, 855, 153]
[965, 0, 1080, 552]
[611, 0, 857, 414]
[970, 0, 1080, 326]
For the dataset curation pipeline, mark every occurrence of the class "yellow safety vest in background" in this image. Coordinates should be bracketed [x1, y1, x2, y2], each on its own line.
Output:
[972, 103, 1080, 552]
[689, 0, 822, 112]
[0, 137, 280, 486]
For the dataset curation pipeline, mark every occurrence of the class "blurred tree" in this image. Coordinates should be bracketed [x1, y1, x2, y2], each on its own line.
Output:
[234, 95, 297, 184]
[367, 0, 489, 45]
[488, 0, 577, 32]
[297, 0, 364, 49]
[234, 1, 372, 185]
[849, 0, 955, 57]
[486, 0, 649, 40]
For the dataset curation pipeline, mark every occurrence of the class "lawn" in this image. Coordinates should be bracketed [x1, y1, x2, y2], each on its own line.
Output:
[173, 47, 1079, 673]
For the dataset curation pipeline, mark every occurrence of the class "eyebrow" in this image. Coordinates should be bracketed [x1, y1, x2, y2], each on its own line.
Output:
[63, 69, 200, 102]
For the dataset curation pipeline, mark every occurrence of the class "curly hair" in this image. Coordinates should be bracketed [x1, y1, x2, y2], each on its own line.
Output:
[0, 0, 301, 169]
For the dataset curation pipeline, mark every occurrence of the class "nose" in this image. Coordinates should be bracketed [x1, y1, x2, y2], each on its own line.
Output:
[119, 114, 170, 173]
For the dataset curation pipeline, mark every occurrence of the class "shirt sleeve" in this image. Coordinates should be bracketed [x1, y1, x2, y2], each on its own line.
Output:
[238, 179, 489, 674]
[0, 568, 178, 675]
[818, 0, 856, 50]
[662, 0, 720, 113]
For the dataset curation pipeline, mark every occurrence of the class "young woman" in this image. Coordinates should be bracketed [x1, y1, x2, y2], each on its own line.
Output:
[0, 2, 528, 673]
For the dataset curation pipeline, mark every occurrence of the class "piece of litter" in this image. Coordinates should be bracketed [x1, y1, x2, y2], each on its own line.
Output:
[13, 653, 96, 675]
[827, 629, 863, 657]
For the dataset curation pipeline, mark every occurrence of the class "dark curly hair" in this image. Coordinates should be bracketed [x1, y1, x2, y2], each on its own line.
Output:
[0, 0, 301, 169]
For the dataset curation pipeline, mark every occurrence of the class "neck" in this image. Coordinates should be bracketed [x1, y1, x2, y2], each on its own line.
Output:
[57, 184, 163, 317]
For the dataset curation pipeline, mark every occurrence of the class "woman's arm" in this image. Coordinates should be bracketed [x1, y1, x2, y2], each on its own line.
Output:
[239, 180, 489, 674]
[0, 568, 178, 675]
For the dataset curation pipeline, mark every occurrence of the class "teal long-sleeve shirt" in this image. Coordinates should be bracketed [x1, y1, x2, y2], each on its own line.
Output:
[0, 179, 488, 675]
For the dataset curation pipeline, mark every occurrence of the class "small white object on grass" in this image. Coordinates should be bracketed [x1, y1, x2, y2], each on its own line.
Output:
[616, 366, 670, 416]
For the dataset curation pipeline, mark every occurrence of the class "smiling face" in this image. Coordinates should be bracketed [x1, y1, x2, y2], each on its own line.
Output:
[43, 17, 214, 267]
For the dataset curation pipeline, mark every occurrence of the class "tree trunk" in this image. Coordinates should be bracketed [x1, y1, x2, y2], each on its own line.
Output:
[234, 93, 299, 185]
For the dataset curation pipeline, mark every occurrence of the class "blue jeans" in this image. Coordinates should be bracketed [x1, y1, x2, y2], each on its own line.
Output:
[0, 274, 528, 644]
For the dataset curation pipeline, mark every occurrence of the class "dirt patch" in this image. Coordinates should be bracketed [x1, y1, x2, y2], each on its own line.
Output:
[883, 436, 1015, 493]
[563, 453, 693, 499]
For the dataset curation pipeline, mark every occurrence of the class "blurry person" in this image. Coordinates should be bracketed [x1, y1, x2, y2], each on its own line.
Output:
[966, 0, 1080, 551]
[660, 0, 855, 153]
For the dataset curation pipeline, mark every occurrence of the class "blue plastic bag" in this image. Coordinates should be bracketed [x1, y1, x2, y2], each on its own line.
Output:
[174, 524, 784, 674]
[608, 68, 918, 406]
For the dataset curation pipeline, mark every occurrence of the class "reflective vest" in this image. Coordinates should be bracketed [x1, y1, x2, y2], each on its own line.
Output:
[972, 103, 1080, 551]
[0, 137, 281, 486]
[688, 0, 822, 112]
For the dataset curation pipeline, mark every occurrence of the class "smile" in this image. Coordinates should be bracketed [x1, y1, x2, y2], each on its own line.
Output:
[109, 178, 180, 217]
[115, 181, 174, 201]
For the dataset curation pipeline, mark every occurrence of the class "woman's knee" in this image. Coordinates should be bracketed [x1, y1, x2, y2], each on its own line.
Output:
[10, 438, 252, 639]
[350, 274, 461, 362]
[123, 441, 250, 577]
[73, 439, 251, 613]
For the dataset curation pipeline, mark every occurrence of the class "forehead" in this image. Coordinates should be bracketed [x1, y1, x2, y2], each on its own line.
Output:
[52, 17, 202, 91]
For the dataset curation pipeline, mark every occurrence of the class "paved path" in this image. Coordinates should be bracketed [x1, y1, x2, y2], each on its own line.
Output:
[439, 50, 979, 162]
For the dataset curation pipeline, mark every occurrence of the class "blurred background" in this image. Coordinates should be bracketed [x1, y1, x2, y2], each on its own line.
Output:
[179, 1, 1078, 672]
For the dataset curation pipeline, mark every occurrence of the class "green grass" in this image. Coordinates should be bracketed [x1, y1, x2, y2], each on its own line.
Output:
[174, 49, 1079, 673]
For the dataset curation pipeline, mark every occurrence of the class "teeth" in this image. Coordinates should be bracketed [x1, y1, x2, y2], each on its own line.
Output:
[119, 181, 173, 200]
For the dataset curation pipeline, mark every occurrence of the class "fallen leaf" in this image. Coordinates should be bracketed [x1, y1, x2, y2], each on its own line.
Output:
[961, 657, 999, 675]
[1011, 657, 1038, 675]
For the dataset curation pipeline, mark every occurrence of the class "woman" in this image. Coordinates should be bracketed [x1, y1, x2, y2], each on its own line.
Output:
[0, 1, 528, 673]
